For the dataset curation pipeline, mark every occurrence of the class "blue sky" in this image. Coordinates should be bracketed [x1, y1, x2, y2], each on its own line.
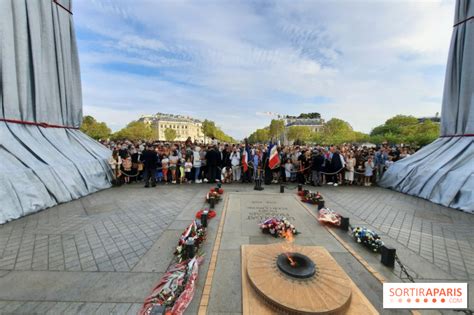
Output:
[75, 0, 455, 139]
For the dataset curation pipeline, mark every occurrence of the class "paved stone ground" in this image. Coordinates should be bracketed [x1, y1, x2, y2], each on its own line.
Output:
[0, 184, 215, 314]
[0, 182, 472, 314]
[321, 186, 474, 282]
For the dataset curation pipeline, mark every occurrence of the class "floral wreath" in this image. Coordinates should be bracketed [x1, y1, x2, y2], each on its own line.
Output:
[175, 221, 206, 262]
[259, 217, 299, 238]
[195, 208, 217, 220]
[211, 187, 224, 195]
[205, 191, 221, 203]
[317, 208, 341, 226]
[301, 190, 324, 205]
[351, 227, 384, 252]
[139, 257, 202, 315]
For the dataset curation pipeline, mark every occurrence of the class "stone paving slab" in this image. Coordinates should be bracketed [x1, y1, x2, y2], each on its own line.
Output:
[318, 186, 474, 281]
[0, 271, 161, 303]
[131, 230, 179, 273]
[207, 191, 399, 314]
[0, 184, 215, 315]
[0, 183, 472, 314]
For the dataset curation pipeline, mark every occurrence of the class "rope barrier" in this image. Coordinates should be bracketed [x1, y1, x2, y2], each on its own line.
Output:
[52, 0, 73, 15]
[113, 163, 370, 179]
[440, 134, 474, 138]
[0, 118, 79, 129]
[453, 15, 473, 27]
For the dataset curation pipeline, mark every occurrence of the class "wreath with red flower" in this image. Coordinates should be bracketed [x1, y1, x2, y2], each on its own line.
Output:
[301, 190, 324, 205]
[139, 257, 202, 315]
[259, 217, 299, 238]
[195, 208, 217, 219]
[174, 221, 206, 262]
[317, 208, 341, 226]
[210, 187, 224, 194]
[205, 191, 221, 203]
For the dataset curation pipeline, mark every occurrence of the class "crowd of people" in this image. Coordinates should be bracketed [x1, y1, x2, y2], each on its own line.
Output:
[105, 137, 416, 188]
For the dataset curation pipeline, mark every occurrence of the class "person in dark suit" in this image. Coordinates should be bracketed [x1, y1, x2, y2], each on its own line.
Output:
[141, 144, 158, 188]
[329, 146, 343, 186]
[262, 149, 272, 185]
[311, 149, 325, 186]
[206, 146, 221, 183]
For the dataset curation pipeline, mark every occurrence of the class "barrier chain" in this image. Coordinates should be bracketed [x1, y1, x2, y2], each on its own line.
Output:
[394, 254, 415, 283]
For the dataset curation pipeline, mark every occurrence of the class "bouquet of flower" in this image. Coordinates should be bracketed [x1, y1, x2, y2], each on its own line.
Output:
[297, 189, 308, 197]
[175, 221, 206, 262]
[211, 187, 224, 195]
[170, 258, 201, 315]
[205, 191, 221, 203]
[317, 208, 341, 226]
[195, 208, 217, 220]
[351, 227, 384, 252]
[259, 217, 299, 238]
[301, 191, 324, 204]
[139, 257, 202, 315]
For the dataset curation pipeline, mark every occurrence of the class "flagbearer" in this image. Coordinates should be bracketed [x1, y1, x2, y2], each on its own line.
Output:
[268, 141, 281, 184]
[241, 139, 252, 183]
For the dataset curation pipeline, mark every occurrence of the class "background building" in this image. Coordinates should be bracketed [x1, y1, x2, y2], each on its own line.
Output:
[284, 117, 325, 133]
[139, 113, 204, 142]
[282, 116, 325, 144]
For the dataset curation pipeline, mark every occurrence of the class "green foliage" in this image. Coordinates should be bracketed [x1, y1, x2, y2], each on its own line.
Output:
[385, 115, 419, 127]
[297, 112, 321, 119]
[80, 115, 111, 140]
[371, 115, 419, 137]
[248, 128, 270, 144]
[287, 126, 312, 143]
[269, 119, 285, 139]
[164, 128, 177, 141]
[402, 120, 440, 146]
[369, 115, 439, 146]
[111, 121, 153, 141]
[201, 119, 236, 143]
[248, 114, 438, 147]
[321, 118, 355, 144]
[353, 131, 370, 143]
[287, 112, 321, 119]
[202, 120, 217, 138]
[310, 132, 323, 144]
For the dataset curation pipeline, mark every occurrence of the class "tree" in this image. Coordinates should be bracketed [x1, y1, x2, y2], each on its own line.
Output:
[201, 119, 236, 143]
[269, 119, 285, 139]
[371, 115, 419, 137]
[248, 128, 270, 144]
[202, 120, 217, 138]
[403, 120, 439, 146]
[111, 121, 153, 141]
[385, 115, 419, 127]
[297, 112, 321, 119]
[310, 132, 323, 144]
[287, 126, 312, 143]
[321, 118, 355, 144]
[369, 114, 438, 146]
[80, 115, 111, 140]
[164, 128, 177, 141]
[353, 131, 370, 143]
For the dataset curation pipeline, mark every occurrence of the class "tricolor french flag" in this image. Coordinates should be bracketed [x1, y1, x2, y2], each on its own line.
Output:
[242, 149, 248, 172]
[268, 143, 280, 169]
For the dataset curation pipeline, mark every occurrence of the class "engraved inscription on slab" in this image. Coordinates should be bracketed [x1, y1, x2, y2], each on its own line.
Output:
[246, 200, 295, 222]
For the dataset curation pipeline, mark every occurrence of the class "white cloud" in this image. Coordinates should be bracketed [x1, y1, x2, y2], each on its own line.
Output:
[74, 0, 455, 139]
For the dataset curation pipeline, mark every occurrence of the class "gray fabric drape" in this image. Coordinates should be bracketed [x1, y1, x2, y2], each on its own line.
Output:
[0, 0, 111, 224]
[381, 0, 474, 213]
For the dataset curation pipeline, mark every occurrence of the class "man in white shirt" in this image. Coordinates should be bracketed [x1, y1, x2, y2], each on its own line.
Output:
[230, 148, 241, 182]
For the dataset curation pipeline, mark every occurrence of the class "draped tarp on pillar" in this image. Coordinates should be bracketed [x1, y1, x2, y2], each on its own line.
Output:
[0, 0, 112, 224]
[380, 0, 474, 213]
